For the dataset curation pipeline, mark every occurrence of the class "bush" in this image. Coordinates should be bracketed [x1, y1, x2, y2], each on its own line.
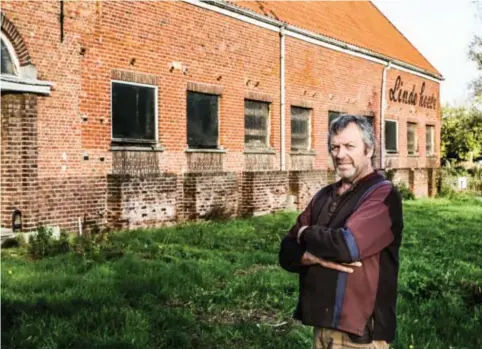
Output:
[72, 225, 121, 261]
[395, 182, 415, 200]
[28, 227, 71, 259]
[26, 225, 120, 261]
[438, 165, 482, 197]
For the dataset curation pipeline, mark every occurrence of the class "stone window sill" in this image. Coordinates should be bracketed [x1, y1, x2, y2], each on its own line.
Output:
[1, 74, 53, 95]
[407, 153, 419, 157]
[244, 148, 276, 155]
[185, 147, 227, 154]
[290, 150, 316, 156]
[111, 144, 165, 152]
[385, 152, 399, 156]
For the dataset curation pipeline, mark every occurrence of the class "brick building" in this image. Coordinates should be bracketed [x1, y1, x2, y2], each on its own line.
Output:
[1, 1, 442, 233]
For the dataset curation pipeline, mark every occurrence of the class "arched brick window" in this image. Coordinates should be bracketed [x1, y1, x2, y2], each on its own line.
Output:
[0, 13, 51, 94]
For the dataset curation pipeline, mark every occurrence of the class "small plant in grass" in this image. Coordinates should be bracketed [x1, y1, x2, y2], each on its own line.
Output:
[384, 170, 415, 200]
[202, 203, 233, 221]
[73, 224, 123, 261]
[384, 169, 395, 182]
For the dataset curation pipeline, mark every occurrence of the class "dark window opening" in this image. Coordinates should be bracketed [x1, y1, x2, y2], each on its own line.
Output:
[245, 100, 269, 148]
[112, 82, 156, 143]
[407, 122, 418, 155]
[385, 120, 398, 153]
[187, 91, 219, 149]
[291, 106, 311, 151]
[426, 125, 435, 156]
[328, 110, 341, 127]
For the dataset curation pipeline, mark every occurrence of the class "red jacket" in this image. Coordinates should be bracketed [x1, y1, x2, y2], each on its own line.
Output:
[279, 172, 403, 342]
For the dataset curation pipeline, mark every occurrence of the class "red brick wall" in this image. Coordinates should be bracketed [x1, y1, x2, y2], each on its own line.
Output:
[183, 172, 240, 220]
[413, 169, 429, 197]
[241, 172, 289, 215]
[0, 2, 441, 231]
[107, 174, 177, 229]
[285, 36, 385, 170]
[384, 69, 441, 170]
[1, 93, 39, 230]
[289, 170, 336, 210]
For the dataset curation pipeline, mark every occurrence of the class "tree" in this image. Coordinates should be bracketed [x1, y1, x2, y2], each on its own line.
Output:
[441, 3, 482, 164]
[469, 1, 482, 101]
[469, 35, 482, 101]
[441, 105, 482, 163]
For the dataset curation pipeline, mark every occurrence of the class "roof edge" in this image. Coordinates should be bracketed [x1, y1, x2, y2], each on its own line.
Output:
[190, 0, 443, 81]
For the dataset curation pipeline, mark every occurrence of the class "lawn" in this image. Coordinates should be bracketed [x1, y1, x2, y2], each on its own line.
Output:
[1, 198, 481, 349]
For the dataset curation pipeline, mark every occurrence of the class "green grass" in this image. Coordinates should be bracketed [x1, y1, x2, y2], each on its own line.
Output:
[2, 199, 481, 349]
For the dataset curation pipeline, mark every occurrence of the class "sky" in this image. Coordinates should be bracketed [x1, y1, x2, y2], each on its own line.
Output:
[372, 0, 482, 106]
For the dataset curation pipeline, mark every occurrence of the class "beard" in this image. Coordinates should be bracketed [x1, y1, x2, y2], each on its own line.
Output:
[335, 162, 357, 180]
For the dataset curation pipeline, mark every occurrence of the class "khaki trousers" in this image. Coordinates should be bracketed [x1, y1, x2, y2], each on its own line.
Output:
[313, 328, 389, 349]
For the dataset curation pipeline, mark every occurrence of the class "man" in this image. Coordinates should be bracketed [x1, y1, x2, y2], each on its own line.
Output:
[279, 114, 403, 349]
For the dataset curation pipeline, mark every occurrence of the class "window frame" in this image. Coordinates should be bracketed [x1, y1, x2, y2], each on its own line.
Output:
[187, 90, 220, 150]
[426, 124, 435, 156]
[290, 105, 312, 152]
[244, 99, 271, 150]
[1, 32, 19, 76]
[110, 80, 159, 144]
[384, 119, 399, 154]
[407, 122, 419, 156]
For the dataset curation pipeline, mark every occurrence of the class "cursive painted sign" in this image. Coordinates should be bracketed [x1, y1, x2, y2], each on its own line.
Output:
[389, 76, 437, 110]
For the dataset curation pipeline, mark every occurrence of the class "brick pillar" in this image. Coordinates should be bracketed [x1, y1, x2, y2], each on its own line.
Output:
[427, 168, 439, 197]
[183, 173, 197, 220]
[106, 175, 123, 229]
[1, 93, 39, 231]
[408, 169, 415, 194]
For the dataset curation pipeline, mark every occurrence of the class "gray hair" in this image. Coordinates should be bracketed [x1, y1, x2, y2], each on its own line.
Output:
[328, 114, 376, 157]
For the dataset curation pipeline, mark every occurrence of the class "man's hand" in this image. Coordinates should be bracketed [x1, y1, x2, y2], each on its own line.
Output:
[300, 252, 362, 273]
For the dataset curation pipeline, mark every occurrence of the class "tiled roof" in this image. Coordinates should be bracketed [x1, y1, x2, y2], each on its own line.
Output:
[229, 1, 442, 78]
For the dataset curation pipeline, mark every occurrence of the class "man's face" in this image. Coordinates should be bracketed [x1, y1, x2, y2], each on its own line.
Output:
[329, 122, 374, 182]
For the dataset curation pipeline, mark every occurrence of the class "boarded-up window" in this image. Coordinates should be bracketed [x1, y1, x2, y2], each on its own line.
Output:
[245, 100, 269, 148]
[385, 120, 398, 153]
[187, 91, 219, 149]
[291, 106, 311, 151]
[407, 122, 418, 155]
[112, 81, 156, 142]
[426, 125, 435, 156]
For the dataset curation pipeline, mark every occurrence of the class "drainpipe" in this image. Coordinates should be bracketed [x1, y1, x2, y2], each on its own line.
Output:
[280, 25, 286, 171]
[78, 217, 83, 236]
[380, 61, 392, 170]
[60, 0, 65, 43]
